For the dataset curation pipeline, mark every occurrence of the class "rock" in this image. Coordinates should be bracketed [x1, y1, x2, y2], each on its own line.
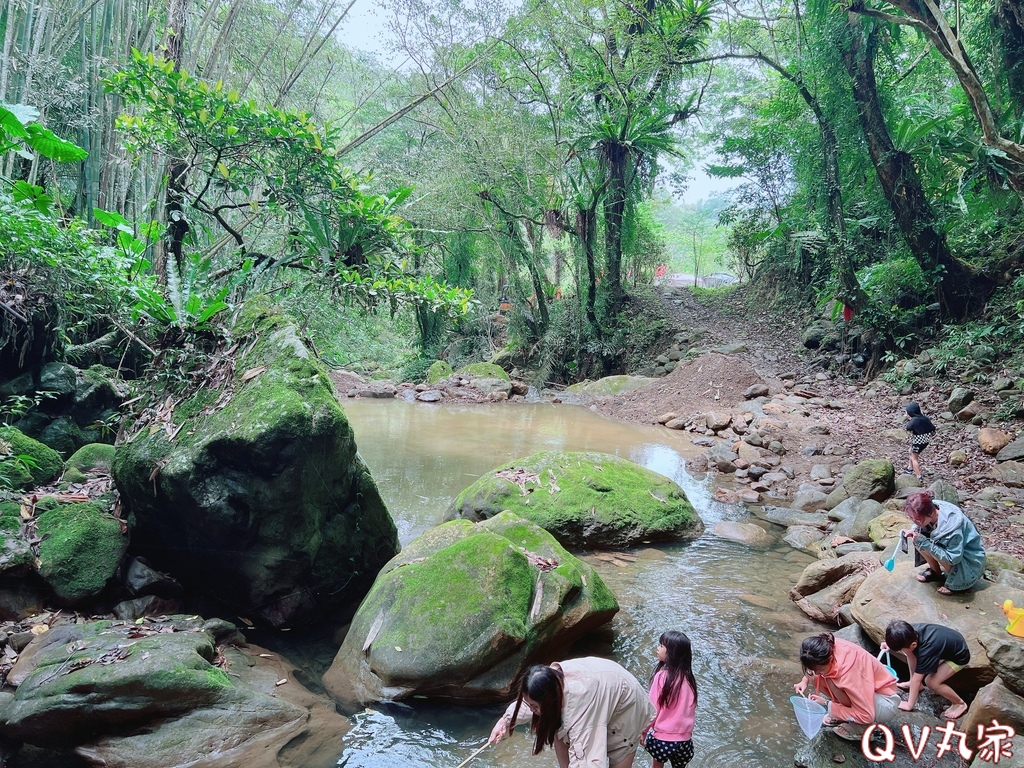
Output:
[753, 505, 830, 529]
[928, 479, 961, 505]
[706, 411, 732, 431]
[737, 489, 761, 504]
[832, 500, 885, 542]
[842, 459, 895, 502]
[961, 677, 1024, 754]
[949, 450, 969, 467]
[834, 542, 875, 556]
[802, 324, 829, 349]
[993, 378, 1016, 392]
[828, 497, 859, 522]
[416, 389, 443, 402]
[0, 427, 63, 489]
[711, 521, 774, 547]
[37, 362, 77, 400]
[664, 418, 686, 430]
[791, 489, 828, 512]
[979, 428, 1012, 455]
[989, 461, 1024, 488]
[510, 380, 529, 397]
[867, 511, 911, 544]
[564, 376, 654, 396]
[34, 498, 127, 605]
[112, 304, 399, 627]
[323, 513, 617, 707]
[824, 485, 849, 510]
[425, 360, 452, 383]
[790, 552, 880, 623]
[744, 383, 769, 399]
[850, 562, 1024, 697]
[473, 378, 513, 397]
[768, 440, 786, 455]
[446, 451, 703, 549]
[985, 551, 1024, 575]
[456, 362, 510, 381]
[64, 443, 116, 476]
[810, 464, 833, 481]
[125, 557, 182, 599]
[656, 412, 678, 424]
[948, 387, 974, 413]
[956, 402, 981, 422]
[5, 617, 346, 767]
[713, 343, 748, 354]
[996, 437, 1024, 463]
[977, 624, 1024, 698]
[784, 526, 824, 552]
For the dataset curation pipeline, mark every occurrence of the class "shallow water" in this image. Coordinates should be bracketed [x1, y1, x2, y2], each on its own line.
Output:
[335, 401, 821, 768]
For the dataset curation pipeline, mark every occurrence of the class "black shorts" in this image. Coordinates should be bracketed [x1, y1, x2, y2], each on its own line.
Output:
[643, 734, 694, 767]
[911, 441, 930, 455]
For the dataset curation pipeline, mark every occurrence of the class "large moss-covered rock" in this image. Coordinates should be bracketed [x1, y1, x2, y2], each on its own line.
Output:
[0, 427, 62, 489]
[35, 499, 127, 604]
[841, 458, 895, 501]
[456, 362, 510, 381]
[564, 376, 656, 396]
[445, 451, 703, 549]
[425, 360, 452, 384]
[112, 304, 399, 627]
[323, 512, 618, 707]
[2, 616, 347, 768]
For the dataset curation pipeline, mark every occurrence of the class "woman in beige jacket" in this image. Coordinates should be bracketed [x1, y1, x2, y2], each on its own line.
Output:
[488, 657, 656, 768]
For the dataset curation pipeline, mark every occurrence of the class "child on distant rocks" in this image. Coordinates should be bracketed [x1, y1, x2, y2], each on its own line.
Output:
[904, 402, 935, 484]
[882, 620, 970, 719]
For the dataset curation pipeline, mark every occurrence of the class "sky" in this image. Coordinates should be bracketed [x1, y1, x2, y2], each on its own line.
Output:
[338, 1, 740, 204]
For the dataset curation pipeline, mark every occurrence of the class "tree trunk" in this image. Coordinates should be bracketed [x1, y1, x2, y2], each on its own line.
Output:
[843, 14, 988, 318]
[575, 205, 602, 340]
[160, 0, 190, 284]
[602, 141, 628, 315]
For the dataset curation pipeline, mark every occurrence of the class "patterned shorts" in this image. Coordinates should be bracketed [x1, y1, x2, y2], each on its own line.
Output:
[643, 734, 694, 767]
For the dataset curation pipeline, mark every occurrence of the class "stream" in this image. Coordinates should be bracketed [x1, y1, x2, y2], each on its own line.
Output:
[327, 400, 822, 768]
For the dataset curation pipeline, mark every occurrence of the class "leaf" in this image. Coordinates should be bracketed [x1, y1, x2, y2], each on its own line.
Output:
[241, 366, 266, 382]
[0, 104, 30, 138]
[24, 124, 87, 161]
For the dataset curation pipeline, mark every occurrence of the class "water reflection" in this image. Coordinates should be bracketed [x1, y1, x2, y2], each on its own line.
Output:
[338, 401, 820, 768]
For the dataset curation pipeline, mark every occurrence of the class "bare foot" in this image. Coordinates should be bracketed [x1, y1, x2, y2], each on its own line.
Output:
[937, 585, 953, 596]
[942, 702, 968, 719]
[897, 681, 911, 690]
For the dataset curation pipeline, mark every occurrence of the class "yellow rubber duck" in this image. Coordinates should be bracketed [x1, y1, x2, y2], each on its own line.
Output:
[1003, 600, 1024, 638]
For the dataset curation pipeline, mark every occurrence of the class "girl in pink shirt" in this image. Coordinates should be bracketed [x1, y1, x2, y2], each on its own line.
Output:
[642, 631, 697, 768]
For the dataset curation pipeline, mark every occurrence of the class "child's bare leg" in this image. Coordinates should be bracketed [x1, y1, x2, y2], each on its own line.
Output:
[909, 449, 922, 478]
[926, 666, 967, 718]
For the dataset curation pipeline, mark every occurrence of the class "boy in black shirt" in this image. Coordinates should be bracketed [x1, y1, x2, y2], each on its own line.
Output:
[883, 619, 970, 719]
[904, 403, 935, 484]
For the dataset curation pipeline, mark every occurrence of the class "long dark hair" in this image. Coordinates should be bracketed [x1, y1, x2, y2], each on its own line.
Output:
[651, 630, 697, 709]
[510, 664, 564, 755]
[800, 632, 836, 670]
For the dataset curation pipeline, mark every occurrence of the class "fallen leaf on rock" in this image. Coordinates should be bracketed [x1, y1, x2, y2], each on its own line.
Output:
[241, 366, 266, 382]
[30, 625, 47, 635]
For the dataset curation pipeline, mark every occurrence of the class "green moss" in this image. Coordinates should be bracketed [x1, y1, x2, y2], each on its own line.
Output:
[204, 666, 233, 688]
[65, 443, 116, 474]
[0, 427, 63, 487]
[451, 451, 702, 548]
[565, 376, 655, 396]
[425, 360, 453, 384]
[455, 362, 510, 381]
[36, 500, 127, 603]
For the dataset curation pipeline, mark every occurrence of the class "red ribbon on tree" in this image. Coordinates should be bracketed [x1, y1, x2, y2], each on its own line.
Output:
[842, 304, 854, 322]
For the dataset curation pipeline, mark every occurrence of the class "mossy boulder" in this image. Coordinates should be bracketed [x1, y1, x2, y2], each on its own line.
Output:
[0, 427, 62, 489]
[322, 512, 618, 707]
[65, 443, 116, 475]
[456, 362, 510, 381]
[112, 303, 399, 627]
[2, 616, 347, 767]
[841, 458, 895, 501]
[425, 360, 452, 384]
[445, 451, 704, 549]
[35, 499, 127, 604]
[564, 375, 656, 396]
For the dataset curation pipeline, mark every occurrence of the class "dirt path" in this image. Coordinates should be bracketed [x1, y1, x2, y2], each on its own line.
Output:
[594, 285, 1024, 560]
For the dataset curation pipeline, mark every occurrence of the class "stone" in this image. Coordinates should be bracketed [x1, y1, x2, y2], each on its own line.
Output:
[996, 437, 1024, 463]
[656, 412, 678, 424]
[473, 378, 513, 397]
[510, 380, 529, 397]
[5, 617, 346, 767]
[803, 424, 831, 435]
[0, 427, 63, 489]
[985, 550, 1024, 575]
[416, 389, 443, 402]
[425, 360, 452, 383]
[979, 428, 1012, 455]
[664, 418, 686, 430]
[768, 440, 786, 455]
[850, 562, 1024, 697]
[802, 324, 829, 349]
[824, 485, 849, 510]
[737, 489, 761, 503]
[65, 443, 116, 475]
[790, 552, 879, 623]
[743, 383, 769, 399]
[564, 375, 654, 396]
[713, 343, 747, 354]
[977, 623, 1024, 698]
[743, 432, 764, 447]
[810, 464, 833, 481]
[956, 402, 981, 422]
[791, 489, 828, 512]
[706, 411, 732, 431]
[784, 526, 824, 552]
[753, 505, 830, 529]
[948, 387, 974, 413]
[446, 451, 703, 549]
[867, 511, 911, 544]
[456, 362, 510, 381]
[323, 513, 617, 707]
[929, 479, 961, 505]
[832, 500, 885, 543]
[960, 677, 1024, 754]
[112, 304, 399, 628]
[711, 521, 774, 547]
[989, 461, 1024, 488]
[949, 450, 969, 467]
[841, 459, 896, 502]
[37, 362, 77, 400]
[993, 378, 1015, 392]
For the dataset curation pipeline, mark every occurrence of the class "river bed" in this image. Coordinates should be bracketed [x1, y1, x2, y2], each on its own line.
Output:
[330, 400, 822, 768]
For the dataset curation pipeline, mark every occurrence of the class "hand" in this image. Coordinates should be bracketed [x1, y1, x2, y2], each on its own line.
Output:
[794, 678, 808, 696]
[488, 716, 511, 745]
[899, 701, 914, 712]
[880, 642, 889, 652]
[904, 530, 918, 541]
[809, 694, 827, 706]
